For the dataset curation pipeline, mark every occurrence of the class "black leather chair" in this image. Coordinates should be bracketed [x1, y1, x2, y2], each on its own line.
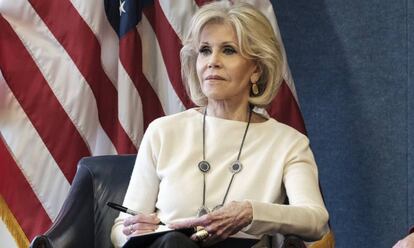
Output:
[30, 155, 136, 248]
[30, 155, 306, 248]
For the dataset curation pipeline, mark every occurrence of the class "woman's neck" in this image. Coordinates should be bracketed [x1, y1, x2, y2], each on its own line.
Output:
[206, 101, 250, 122]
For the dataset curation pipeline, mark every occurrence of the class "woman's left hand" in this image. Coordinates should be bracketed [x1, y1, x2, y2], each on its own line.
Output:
[169, 201, 253, 246]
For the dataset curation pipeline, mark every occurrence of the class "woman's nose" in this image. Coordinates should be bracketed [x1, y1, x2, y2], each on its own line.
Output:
[208, 63, 219, 68]
[207, 52, 221, 68]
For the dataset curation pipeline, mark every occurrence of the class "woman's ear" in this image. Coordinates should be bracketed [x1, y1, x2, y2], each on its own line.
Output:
[250, 73, 260, 84]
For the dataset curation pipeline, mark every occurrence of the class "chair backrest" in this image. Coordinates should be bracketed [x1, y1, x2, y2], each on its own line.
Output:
[43, 155, 136, 248]
[85, 155, 136, 247]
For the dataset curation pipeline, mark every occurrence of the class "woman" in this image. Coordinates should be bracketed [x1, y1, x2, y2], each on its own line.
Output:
[111, 2, 329, 247]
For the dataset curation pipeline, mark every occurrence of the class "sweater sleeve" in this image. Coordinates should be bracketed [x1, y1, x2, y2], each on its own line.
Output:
[243, 134, 329, 241]
[110, 122, 161, 248]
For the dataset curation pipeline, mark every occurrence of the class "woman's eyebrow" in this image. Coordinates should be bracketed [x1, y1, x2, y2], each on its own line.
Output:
[199, 41, 237, 46]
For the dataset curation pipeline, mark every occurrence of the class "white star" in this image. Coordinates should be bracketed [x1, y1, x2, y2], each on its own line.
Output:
[119, 0, 126, 16]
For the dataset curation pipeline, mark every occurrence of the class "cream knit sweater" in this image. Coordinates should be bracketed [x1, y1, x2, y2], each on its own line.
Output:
[111, 109, 329, 247]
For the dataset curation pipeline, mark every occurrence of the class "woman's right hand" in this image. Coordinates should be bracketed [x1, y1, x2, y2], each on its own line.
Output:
[122, 213, 160, 236]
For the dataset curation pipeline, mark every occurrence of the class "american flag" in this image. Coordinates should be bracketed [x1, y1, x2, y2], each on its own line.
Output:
[0, 0, 305, 247]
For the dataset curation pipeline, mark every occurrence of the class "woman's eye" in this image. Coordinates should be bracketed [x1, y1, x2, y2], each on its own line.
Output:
[223, 46, 236, 55]
[198, 46, 211, 55]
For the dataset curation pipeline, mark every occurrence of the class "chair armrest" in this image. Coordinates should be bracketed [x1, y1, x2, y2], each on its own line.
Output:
[29, 235, 53, 248]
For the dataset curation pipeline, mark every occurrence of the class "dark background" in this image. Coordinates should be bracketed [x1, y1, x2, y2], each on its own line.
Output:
[271, 0, 413, 247]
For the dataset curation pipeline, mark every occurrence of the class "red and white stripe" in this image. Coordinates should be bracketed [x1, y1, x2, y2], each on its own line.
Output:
[0, 0, 305, 245]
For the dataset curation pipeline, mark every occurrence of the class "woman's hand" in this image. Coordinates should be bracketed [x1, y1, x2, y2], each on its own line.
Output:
[169, 201, 253, 246]
[393, 233, 414, 248]
[122, 213, 160, 237]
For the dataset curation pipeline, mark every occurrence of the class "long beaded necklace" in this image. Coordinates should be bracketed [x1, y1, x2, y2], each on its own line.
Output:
[196, 107, 253, 217]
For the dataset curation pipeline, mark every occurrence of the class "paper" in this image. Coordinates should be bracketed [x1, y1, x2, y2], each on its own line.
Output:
[122, 226, 195, 248]
[134, 225, 173, 236]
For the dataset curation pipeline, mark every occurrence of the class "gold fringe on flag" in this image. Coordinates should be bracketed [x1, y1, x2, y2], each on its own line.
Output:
[0, 195, 30, 248]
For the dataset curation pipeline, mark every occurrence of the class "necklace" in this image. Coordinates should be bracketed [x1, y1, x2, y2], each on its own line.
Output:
[196, 107, 253, 217]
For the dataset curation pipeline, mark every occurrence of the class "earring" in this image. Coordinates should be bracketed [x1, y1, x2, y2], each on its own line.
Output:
[251, 74, 260, 96]
[252, 83, 259, 96]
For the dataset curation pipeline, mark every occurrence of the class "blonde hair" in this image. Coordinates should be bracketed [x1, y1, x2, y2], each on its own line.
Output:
[180, 1, 283, 107]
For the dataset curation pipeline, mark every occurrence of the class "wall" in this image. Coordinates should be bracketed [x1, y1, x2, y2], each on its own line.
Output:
[272, 0, 413, 247]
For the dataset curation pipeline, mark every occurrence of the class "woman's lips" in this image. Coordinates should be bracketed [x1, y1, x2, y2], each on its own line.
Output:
[205, 75, 225, 80]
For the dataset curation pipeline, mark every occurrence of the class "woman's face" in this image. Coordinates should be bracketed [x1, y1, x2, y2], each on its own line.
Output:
[196, 22, 258, 104]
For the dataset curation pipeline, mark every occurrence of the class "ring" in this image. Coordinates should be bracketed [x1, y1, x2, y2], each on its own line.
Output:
[129, 225, 133, 234]
[195, 229, 209, 241]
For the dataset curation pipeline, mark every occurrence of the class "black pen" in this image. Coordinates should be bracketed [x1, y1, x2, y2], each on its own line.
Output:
[106, 202, 165, 225]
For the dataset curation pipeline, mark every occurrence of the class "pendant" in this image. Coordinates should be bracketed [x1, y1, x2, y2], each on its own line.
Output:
[229, 160, 243, 174]
[197, 206, 210, 217]
[198, 160, 211, 173]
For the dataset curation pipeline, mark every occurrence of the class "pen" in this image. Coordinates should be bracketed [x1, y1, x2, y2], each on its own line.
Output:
[107, 202, 139, 215]
[106, 202, 165, 225]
